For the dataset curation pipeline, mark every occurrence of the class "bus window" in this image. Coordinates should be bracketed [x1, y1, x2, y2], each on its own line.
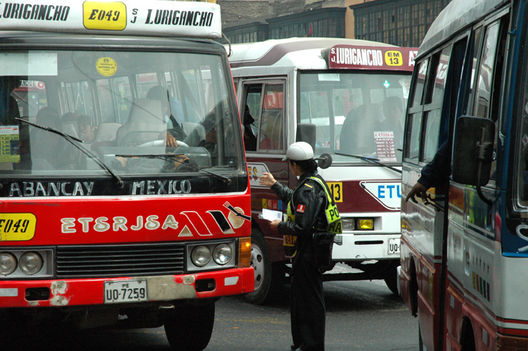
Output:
[473, 22, 500, 119]
[406, 59, 429, 160]
[423, 46, 452, 162]
[258, 83, 285, 152]
[410, 60, 428, 108]
[241, 84, 262, 152]
[300, 72, 410, 160]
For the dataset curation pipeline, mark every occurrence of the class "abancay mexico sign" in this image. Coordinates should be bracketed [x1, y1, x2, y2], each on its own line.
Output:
[327, 45, 418, 71]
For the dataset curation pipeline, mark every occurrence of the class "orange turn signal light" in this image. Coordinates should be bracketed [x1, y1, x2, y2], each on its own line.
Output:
[238, 237, 252, 267]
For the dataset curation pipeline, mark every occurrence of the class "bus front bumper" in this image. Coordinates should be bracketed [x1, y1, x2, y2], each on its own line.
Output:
[0, 267, 254, 308]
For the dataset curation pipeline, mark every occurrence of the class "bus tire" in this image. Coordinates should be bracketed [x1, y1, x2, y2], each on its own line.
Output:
[245, 229, 272, 304]
[164, 302, 215, 351]
[383, 265, 399, 296]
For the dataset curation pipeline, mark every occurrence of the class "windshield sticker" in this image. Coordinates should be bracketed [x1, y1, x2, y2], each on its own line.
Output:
[96, 57, 117, 77]
[374, 131, 397, 162]
[0, 213, 36, 241]
[247, 162, 270, 188]
[0, 126, 20, 163]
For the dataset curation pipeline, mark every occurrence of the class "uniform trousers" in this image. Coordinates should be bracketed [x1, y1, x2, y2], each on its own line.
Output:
[290, 251, 325, 351]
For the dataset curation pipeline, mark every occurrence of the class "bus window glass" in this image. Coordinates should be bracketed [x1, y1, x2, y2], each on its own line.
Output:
[422, 46, 452, 162]
[407, 112, 422, 160]
[0, 50, 241, 180]
[411, 60, 428, 107]
[431, 48, 451, 106]
[241, 84, 262, 152]
[473, 22, 500, 119]
[465, 27, 483, 115]
[258, 84, 284, 151]
[423, 109, 442, 161]
[300, 72, 411, 163]
[13, 80, 47, 117]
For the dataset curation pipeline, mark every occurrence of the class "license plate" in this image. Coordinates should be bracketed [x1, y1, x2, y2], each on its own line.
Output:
[104, 280, 147, 304]
[388, 238, 400, 255]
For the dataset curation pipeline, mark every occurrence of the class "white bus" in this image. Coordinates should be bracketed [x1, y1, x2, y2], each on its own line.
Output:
[230, 37, 417, 303]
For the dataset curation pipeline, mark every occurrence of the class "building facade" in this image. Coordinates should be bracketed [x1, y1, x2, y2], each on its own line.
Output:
[351, 0, 451, 47]
[221, 0, 451, 47]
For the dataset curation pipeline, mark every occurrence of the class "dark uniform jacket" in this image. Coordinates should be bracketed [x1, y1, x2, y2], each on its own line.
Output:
[271, 170, 328, 255]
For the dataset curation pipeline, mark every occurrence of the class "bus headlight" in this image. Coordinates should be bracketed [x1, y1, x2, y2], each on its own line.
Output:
[213, 244, 232, 265]
[19, 252, 43, 275]
[0, 253, 17, 275]
[341, 218, 355, 231]
[191, 246, 211, 267]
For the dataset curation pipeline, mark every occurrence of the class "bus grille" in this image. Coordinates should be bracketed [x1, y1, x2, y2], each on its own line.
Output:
[56, 243, 185, 278]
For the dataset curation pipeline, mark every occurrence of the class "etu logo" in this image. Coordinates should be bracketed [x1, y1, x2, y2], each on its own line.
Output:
[377, 184, 401, 199]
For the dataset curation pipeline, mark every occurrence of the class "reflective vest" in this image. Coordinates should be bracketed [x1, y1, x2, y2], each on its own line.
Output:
[283, 176, 342, 257]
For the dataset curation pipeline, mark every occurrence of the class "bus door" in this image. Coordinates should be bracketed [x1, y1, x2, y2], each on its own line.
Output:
[240, 79, 290, 263]
[402, 41, 462, 350]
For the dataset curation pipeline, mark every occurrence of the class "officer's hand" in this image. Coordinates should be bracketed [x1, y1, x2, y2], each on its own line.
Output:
[260, 172, 277, 187]
[405, 182, 428, 203]
[269, 219, 280, 230]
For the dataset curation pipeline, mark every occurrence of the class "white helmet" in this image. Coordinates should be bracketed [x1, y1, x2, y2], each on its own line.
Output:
[283, 141, 314, 161]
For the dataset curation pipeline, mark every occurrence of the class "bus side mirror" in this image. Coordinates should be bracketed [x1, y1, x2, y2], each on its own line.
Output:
[317, 153, 332, 169]
[452, 115, 495, 186]
[297, 123, 316, 150]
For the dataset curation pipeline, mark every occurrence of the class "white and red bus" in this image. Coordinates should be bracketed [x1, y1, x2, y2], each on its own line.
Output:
[229, 37, 416, 303]
[0, 1, 253, 349]
[399, 0, 528, 349]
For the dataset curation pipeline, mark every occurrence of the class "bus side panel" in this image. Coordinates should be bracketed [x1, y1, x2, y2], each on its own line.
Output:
[399, 237, 414, 313]
[247, 156, 290, 263]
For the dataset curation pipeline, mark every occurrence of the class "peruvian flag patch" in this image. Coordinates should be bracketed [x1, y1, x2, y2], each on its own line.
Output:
[296, 204, 306, 213]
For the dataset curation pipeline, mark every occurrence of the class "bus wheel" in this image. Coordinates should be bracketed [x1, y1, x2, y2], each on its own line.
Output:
[164, 302, 215, 351]
[245, 229, 272, 304]
[383, 266, 399, 296]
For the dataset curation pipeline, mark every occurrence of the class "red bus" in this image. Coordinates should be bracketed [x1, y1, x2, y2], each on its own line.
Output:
[230, 38, 416, 303]
[0, 1, 253, 350]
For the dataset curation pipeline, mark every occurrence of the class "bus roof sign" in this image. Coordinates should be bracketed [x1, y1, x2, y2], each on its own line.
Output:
[0, 0, 222, 38]
[325, 45, 418, 71]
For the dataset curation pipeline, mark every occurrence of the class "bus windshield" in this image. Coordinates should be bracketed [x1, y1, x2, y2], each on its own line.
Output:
[299, 71, 411, 163]
[0, 50, 242, 178]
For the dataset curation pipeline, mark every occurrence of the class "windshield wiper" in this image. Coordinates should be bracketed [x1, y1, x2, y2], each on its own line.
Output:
[115, 153, 186, 161]
[199, 167, 231, 184]
[16, 118, 125, 188]
[334, 151, 402, 174]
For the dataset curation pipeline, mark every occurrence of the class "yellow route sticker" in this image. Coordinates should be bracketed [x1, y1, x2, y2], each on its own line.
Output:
[0, 213, 36, 241]
[96, 57, 118, 77]
[327, 182, 343, 203]
[384, 50, 403, 66]
[83, 1, 127, 31]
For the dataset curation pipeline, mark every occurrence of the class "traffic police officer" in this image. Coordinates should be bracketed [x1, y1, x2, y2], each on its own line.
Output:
[260, 141, 340, 351]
